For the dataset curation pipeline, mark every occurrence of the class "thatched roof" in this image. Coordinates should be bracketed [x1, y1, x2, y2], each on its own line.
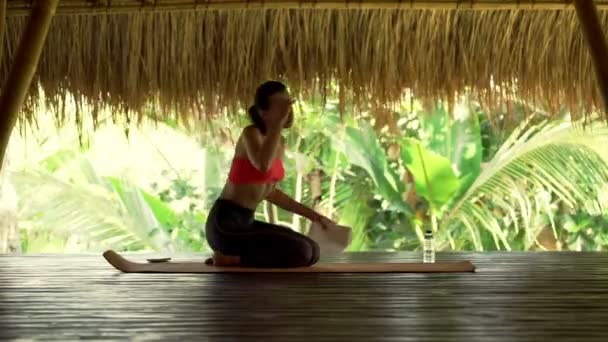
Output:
[6, 0, 608, 15]
[3, 1, 608, 122]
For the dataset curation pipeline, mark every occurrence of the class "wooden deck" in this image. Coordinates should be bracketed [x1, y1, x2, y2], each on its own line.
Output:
[1, 252, 608, 341]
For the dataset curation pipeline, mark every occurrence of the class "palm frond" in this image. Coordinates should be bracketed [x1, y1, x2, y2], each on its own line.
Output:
[441, 119, 608, 251]
[13, 162, 173, 252]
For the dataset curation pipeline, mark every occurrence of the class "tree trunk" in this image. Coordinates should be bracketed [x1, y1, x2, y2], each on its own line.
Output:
[536, 226, 558, 251]
[291, 173, 303, 232]
[264, 201, 278, 224]
[308, 169, 322, 210]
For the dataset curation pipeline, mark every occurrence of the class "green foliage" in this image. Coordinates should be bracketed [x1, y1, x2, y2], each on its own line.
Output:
[400, 138, 460, 210]
[562, 210, 608, 251]
[338, 122, 411, 214]
[15, 154, 210, 253]
[11, 94, 608, 254]
[441, 119, 608, 251]
[366, 198, 418, 250]
[337, 192, 373, 251]
[148, 173, 209, 251]
[416, 103, 483, 203]
[14, 165, 169, 252]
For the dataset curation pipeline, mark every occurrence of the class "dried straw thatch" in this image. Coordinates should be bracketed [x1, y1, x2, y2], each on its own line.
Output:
[2, 4, 608, 123]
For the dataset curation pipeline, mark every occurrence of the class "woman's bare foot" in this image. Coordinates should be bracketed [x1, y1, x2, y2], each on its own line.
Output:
[205, 251, 241, 267]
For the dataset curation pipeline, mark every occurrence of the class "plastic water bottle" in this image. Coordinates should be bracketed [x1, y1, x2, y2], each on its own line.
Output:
[423, 229, 435, 263]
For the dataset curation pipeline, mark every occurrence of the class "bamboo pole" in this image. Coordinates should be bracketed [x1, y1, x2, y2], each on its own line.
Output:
[0, 0, 59, 170]
[574, 0, 608, 120]
[0, 0, 11, 255]
[0, 0, 5, 65]
[6, 0, 608, 16]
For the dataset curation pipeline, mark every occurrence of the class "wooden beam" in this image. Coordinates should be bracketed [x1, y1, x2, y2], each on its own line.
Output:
[574, 0, 608, 120]
[0, 0, 59, 170]
[0, 0, 5, 64]
[5, 0, 608, 16]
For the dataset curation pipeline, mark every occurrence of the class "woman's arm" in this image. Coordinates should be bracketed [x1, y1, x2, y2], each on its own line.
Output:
[265, 188, 323, 222]
[242, 126, 283, 173]
[241, 99, 291, 172]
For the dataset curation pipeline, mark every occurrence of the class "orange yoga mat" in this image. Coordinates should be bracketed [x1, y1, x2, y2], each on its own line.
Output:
[103, 250, 476, 273]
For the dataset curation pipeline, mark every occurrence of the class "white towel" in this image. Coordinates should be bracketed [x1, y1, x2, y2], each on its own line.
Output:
[307, 221, 352, 257]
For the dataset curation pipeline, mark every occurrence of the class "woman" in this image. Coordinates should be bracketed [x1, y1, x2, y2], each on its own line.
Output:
[205, 81, 335, 268]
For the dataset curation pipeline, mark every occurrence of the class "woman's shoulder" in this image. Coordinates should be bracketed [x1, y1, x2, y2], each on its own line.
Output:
[234, 125, 260, 156]
[241, 124, 263, 137]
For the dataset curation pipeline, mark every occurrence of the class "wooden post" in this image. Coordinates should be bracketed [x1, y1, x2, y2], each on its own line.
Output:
[574, 0, 608, 121]
[0, 0, 6, 65]
[0, 0, 59, 170]
[0, 0, 57, 253]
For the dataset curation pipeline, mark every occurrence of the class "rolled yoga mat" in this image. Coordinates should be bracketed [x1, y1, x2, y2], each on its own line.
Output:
[103, 250, 476, 273]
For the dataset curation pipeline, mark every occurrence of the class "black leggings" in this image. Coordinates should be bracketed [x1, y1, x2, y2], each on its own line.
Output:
[205, 199, 320, 268]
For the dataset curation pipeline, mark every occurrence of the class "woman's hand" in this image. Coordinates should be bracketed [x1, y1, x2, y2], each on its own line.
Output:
[312, 213, 336, 230]
[267, 98, 293, 130]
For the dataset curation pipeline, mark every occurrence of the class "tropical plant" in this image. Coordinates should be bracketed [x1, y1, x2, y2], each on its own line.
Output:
[440, 118, 608, 251]
[15, 158, 210, 253]
[335, 99, 608, 252]
[15, 161, 167, 252]
[12, 91, 608, 254]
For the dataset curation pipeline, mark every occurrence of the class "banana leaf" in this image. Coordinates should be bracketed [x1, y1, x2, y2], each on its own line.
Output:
[336, 122, 411, 214]
[400, 138, 461, 211]
[418, 104, 483, 202]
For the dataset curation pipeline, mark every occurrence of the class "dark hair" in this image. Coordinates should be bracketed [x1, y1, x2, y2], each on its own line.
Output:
[248, 81, 287, 135]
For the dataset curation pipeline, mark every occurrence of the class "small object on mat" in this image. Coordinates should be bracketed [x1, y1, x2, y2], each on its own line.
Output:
[103, 250, 476, 274]
[147, 257, 171, 263]
[308, 221, 352, 257]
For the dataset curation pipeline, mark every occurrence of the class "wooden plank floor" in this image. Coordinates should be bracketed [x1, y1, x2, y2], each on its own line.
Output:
[1, 252, 608, 341]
